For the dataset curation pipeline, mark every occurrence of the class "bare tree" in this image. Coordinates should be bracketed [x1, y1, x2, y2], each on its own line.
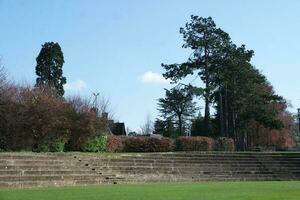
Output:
[0, 64, 8, 90]
[140, 113, 153, 135]
[67, 92, 115, 119]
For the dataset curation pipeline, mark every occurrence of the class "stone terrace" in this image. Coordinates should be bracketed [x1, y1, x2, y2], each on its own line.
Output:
[0, 152, 300, 188]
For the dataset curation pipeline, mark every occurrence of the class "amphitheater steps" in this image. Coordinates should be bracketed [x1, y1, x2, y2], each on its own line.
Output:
[0, 152, 300, 188]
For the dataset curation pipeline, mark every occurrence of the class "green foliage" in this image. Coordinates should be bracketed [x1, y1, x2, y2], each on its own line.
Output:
[191, 115, 206, 136]
[50, 138, 66, 152]
[157, 87, 198, 136]
[35, 42, 66, 96]
[162, 16, 231, 135]
[162, 15, 288, 150]
[84, 135, 108, 152]
[153, 118, 179, 138]
[33, 138, 66, 152]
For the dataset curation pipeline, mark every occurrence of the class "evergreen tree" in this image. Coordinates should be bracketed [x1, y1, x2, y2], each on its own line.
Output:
[162, 16, 230, 135]
[213, 44, 284, 149]
[162, 15, 287, 150]
[153, 118, 178, 138]
[157, 87, 198, 136]
[35, 42, 66, 96]
[190, 112, 206, 136]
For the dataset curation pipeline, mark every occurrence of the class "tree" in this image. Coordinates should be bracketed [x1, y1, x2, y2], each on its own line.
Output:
[212, 44, 285, 149]
[140, 114, 153, 135]
[162, 16, 230, 135]
[157, 87, 198, 136]
[161, 15, 288, 150]
[190, 111, 206, 136]
[153, 118, 178, 138]
[35, 42, 66, 96]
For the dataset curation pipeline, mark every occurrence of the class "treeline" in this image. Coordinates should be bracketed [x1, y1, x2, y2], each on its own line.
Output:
[0, 76, 110, 151]
[154, 16, 294, 150]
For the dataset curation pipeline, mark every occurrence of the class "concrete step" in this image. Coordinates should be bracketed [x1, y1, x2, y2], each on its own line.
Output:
[0, 169, 98, 176]
[0, 174, 123, 182]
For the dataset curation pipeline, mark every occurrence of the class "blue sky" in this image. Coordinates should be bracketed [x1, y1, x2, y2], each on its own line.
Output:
[0, 0, 300, 131]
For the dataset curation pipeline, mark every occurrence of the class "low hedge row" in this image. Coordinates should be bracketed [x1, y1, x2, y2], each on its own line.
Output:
[122, 137, 173, 152]
[215, 137, 235, 151]
[175, 136, 214, 151]
[106, 136, 235, 152]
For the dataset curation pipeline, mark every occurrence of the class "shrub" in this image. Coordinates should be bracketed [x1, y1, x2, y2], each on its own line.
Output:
[214, 137, 235, 151]
[33, 137, 66, 152]
[49, 138, 66, 152]
[0, 82, 110, 152]
[106, 135, 123, 152]
[33, 142, 50, 152]
[84, 135, 107, 152]
[65, 96, 107, 151]
[123, 137, 173, 152]
[175, 136, 214, 151]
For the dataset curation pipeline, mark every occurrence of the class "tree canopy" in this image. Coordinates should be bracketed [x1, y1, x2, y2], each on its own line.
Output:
[157, 87, 198, 136]
[161, 15, 288, 149]
[35, 42, 66, 96]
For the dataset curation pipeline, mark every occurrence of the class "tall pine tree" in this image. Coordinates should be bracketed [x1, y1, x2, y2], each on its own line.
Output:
[35, 42, 66, 96]
[162, 16, 230, 135]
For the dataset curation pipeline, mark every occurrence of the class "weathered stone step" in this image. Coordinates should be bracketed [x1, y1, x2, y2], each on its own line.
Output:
[0, 170, 98, 176]
[94, 164, 269, 171]
[82, 157, 300, 164]
[0, 165, 81, 170]
[0, 174, 122, 182]
[0, 159, 75, 165]
[0, 177, 123, 188]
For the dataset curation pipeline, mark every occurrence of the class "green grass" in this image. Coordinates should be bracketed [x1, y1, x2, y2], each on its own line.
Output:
[0, 181, 299, 200]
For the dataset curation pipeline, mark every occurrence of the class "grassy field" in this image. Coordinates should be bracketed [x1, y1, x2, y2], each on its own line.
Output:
[0, 181, 299, 200]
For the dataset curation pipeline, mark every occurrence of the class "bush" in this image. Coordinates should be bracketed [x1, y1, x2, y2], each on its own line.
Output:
[84, 135, 107, 152]
[49, 138, 66, 152]
[33, 138, 66, 152]
[123, 137, 173, 152]
[214, 137, 235, 151]
[175, 136, 214, 151]
[0, 82, 111, 152]
[106, 135, 123, 152]
[65, 96, 107, 151]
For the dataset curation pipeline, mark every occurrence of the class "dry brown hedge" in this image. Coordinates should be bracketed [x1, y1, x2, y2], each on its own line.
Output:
[122, 137, 173, 152]
[215, 137, 235, 151]
[106, 135, 123, 152]
[175, 136, 214, 151]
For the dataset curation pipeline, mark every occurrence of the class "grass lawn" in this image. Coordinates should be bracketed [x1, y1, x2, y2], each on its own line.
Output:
[0, 181, 300, 200]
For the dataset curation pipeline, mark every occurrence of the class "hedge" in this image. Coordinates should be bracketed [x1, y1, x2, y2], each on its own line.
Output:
[106, 135, 123, 152]
[175, 136, 214, 151]
[215, 137, 235, 151]
[122, 137, 173, 152]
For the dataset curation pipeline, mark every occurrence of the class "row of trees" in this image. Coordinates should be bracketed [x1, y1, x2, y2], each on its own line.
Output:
[0, 42, 114, 151]
[155, 16, 294, 150]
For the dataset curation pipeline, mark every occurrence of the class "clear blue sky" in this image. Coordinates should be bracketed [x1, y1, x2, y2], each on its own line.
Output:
[1, 0, 300, 131]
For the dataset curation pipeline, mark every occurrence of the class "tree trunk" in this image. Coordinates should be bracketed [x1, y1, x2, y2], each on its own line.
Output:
[178, 115, 183, 136]
[204, 95, 210, 135]
[203, 44, 210, 135]
[219, 88, 224, 136]
[224, 84, 229, 137]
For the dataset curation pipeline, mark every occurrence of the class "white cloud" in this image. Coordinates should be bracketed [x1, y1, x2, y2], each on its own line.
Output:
[64, 80, 87, 91]
[138, 71, 170, 84]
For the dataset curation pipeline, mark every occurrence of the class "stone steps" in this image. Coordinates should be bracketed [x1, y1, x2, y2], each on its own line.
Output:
[0, 174, 122, 182]
[0, 178, 121, 188]
[0, 152, 299, 188]
[0, 170, 106, 176]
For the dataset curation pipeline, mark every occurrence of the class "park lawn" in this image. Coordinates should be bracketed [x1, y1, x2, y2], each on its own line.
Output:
[0, 181, 299, 200]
